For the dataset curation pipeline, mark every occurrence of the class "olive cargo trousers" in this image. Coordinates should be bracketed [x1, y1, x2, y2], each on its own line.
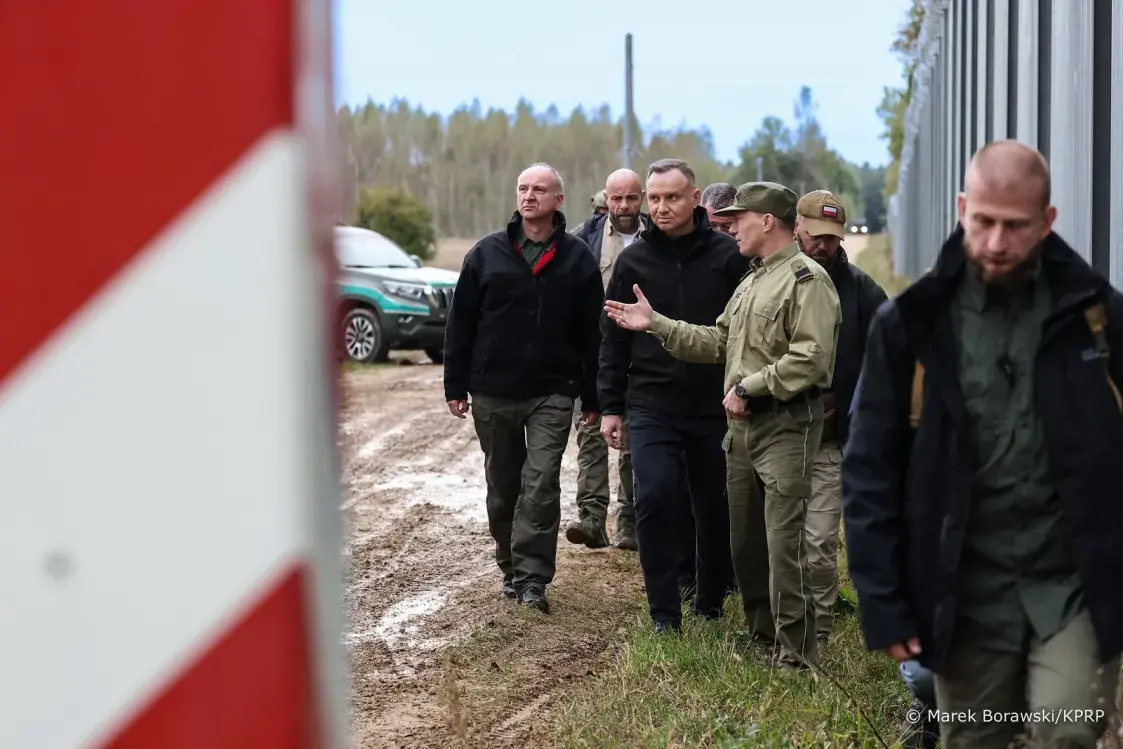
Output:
[933, 609, 1120, 748]
[726, 395, 824, 669]
[806, 440, 843, 638]
[571, 398, 635, 535]
[471, 392, 573, 588]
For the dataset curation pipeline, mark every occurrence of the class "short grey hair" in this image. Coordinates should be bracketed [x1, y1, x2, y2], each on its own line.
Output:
[525, 162, 565, 193]
[646, 158, 696, 186]
[701, 182, 736, 210]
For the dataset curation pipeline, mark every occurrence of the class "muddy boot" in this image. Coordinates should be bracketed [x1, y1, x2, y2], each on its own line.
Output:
[614, 510, 637, 551]
[565, 519, 609, 549]
[517, 584, 550, 614]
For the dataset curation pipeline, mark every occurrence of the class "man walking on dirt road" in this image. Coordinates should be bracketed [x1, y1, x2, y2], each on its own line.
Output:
[598, 159, 750, 634]
[606, 181, 842, 670]
[442, 162, 605, 615]
[793, 190, 887, 644]
[565, 168, 650, 552]
[843, 140, 1123, 747]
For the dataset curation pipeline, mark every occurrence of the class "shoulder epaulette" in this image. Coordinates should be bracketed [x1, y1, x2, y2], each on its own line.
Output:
[791, 260, 813, 283]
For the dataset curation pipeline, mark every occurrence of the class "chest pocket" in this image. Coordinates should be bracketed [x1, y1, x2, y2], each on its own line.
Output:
[750, 299, 783, 349]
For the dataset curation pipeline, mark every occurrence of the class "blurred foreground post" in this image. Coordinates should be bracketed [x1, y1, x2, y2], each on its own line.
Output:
[0, 1, 347, 747]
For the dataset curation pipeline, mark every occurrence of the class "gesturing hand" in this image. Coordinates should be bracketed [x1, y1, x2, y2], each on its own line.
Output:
[604, 284, 654, 332]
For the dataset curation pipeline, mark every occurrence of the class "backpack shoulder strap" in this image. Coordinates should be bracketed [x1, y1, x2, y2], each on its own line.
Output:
[909, 361, 925, 429]
[1083, 302, 1123, 413]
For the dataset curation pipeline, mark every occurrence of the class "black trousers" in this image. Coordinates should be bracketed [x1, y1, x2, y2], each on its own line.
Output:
[628, 406, 731, 625]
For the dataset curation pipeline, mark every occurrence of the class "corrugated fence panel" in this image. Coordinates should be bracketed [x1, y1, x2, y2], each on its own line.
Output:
[892, 0, 1121, 288]
[1048, 0, 1094, 261]
[1110, 0, 1123, 288]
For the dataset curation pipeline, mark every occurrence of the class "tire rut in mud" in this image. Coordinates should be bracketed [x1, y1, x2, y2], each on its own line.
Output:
[340, 358, 643, 748]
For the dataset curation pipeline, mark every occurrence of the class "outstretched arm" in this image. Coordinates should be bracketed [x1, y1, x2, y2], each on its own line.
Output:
[605, 282, 731, 363]
[648, 302, 730, 363]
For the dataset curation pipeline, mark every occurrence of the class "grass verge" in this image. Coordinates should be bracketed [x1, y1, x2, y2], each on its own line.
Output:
[552, 550, 914, 748]
[851, 233, 912, 296]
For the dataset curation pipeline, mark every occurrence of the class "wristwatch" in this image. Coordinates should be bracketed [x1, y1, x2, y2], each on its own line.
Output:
[734, 383, 749, 399]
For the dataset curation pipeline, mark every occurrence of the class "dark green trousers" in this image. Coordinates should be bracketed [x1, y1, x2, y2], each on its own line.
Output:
[471, 392, 573, 587]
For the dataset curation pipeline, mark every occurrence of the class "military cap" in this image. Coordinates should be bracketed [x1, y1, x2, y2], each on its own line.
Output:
[591, 189, 607, 209]
[797, 189, 847, 239]
[711, 181, 798, 222]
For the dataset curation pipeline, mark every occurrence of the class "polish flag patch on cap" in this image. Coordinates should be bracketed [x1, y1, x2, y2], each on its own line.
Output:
[822, 205, 840, 219]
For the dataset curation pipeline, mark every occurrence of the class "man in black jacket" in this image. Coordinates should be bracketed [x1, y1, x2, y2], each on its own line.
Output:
[793, 190, 887, 643]
[843, 140, 1123, 747]
[599, 158, 751, 633]
[443, 162, 604, 615]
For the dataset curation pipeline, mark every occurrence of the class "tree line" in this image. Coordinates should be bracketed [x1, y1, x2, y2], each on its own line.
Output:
[337, 86, 894, 241]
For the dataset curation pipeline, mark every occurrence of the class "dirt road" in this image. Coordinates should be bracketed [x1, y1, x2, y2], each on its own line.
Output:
[340, 355, 643, 748]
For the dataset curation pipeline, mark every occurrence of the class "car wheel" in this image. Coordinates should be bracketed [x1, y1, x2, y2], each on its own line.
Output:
[342, 308, 389, 363]
[424, 346, 444, 364]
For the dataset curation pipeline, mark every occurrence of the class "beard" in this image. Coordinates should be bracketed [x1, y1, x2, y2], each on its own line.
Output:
[966, 239, 1043, 289]
[796, 235, 841, 273]
[610, 213, 639, 233]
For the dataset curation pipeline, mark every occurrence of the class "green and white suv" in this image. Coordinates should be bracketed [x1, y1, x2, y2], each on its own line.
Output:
[335, 225, 458, 364]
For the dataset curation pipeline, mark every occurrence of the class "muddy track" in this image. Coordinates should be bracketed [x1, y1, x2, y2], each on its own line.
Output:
[340, 355, 643, 748]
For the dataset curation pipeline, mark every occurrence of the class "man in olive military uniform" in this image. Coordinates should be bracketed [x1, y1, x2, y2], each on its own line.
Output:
[843, 140, 1123, 747]
[794, 190, 888, 643]
[605, 181, 842, 669]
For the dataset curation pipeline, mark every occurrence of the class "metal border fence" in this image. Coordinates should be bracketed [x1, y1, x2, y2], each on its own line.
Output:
[888, 0, 1123, 286]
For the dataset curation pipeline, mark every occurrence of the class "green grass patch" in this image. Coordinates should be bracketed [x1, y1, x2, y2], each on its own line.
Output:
[552, 552, 914, 748]
[851, 233, 913, 296]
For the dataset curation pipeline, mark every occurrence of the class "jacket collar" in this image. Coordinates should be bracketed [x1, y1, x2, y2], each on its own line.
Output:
[642, 206, 711, 246]
[900, 224, 1107, 324]
[606, 212, 651, 237]
[506, 210, 568, 246]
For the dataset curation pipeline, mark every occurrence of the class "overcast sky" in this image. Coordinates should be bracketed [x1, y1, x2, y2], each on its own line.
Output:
[333, 0, 914, 166]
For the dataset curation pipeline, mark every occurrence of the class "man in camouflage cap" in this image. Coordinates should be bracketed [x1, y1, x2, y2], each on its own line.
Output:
[793, 190, 888, 645]
[604, 181, 842, 670]
[591, 189, 609, 216]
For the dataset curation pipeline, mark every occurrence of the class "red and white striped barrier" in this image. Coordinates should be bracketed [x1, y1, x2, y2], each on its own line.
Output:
[1, 2, 346, 747]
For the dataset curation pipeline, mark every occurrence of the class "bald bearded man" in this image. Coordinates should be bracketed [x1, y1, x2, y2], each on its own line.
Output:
[567, 169, 651, 550]
[843, 140, 1123, 748]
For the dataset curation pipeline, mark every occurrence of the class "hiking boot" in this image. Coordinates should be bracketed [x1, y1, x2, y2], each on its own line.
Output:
[654, 620, 681, 636]
[615, 515, 637, 550]
[502, 575, 516, 599]
[517, 584, 549, 614]
[897, 699, 938, 748]
[565, 519, 609, 549]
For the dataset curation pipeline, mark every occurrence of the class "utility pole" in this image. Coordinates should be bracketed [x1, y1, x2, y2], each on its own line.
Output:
[623, 33, 634, 170]
[755, 156, 763, 182]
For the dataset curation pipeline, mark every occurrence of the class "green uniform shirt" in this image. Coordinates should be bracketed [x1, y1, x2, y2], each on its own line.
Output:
[516, 225, 551, 268]
[953, 263, 1084, 653]
[647, 242, 842, 400]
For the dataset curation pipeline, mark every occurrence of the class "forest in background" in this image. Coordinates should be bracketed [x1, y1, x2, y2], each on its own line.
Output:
[337, 86, 887, 240]
[336, 0, 925, 241]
